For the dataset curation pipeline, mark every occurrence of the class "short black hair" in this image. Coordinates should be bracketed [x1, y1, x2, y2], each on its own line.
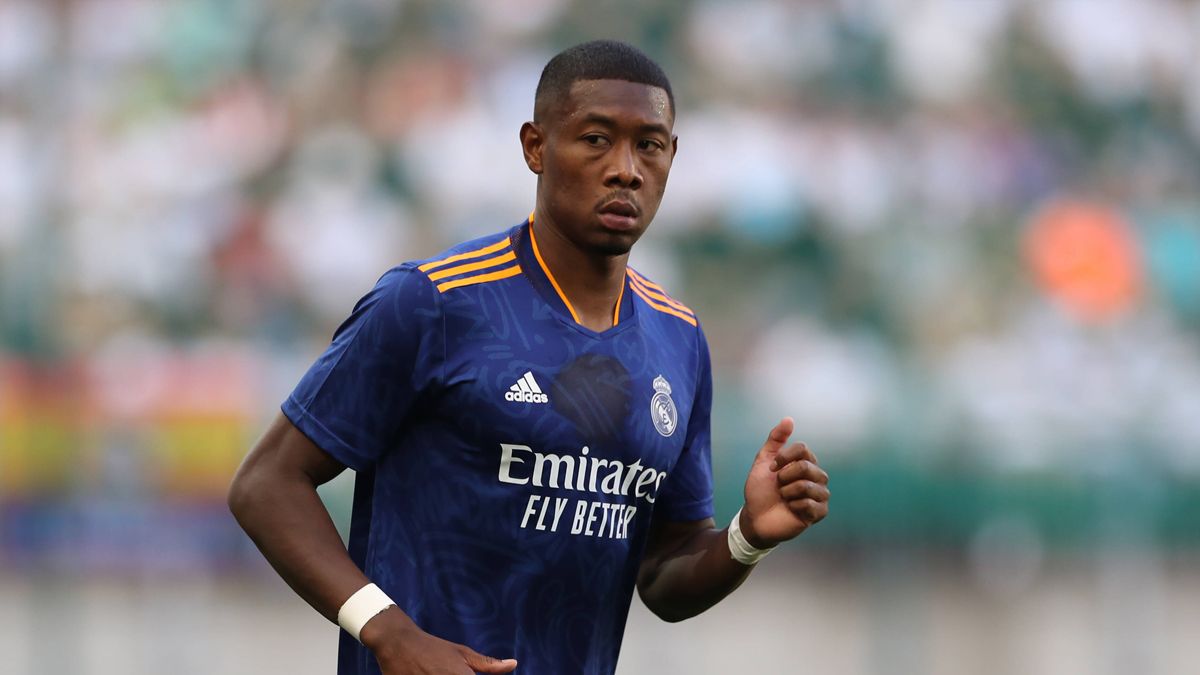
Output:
[534, 40, 674, 122]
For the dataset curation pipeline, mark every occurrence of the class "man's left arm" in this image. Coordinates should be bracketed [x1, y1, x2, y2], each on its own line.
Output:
[636, 417, 829, 622]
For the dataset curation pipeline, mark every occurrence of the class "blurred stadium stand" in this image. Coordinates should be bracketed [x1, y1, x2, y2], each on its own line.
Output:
[1, 1, 1198, 673]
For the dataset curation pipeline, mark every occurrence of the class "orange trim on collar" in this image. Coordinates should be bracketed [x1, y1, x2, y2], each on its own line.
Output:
[528, 212, 626, 328]
[612, 274, 625, 327]
[528, 219, 583, 324]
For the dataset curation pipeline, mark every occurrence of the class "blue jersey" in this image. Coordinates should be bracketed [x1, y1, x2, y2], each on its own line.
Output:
[283, 217, 715, 675]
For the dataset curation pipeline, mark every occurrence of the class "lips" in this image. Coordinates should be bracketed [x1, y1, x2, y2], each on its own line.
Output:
[599, 200, 638, 218]
[597, 200, 639, 232]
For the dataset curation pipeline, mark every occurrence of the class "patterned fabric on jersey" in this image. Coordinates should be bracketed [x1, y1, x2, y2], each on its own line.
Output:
[283, 218, 714, 675]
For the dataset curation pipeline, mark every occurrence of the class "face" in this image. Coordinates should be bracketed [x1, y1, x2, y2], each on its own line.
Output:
[521, 79, 677, 256]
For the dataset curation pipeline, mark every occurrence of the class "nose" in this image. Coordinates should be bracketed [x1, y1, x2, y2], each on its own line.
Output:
[604, 142, 643, 190]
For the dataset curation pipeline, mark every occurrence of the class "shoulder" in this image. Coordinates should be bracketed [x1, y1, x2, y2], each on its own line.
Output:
[410, 229, 520, 295]
[627, 267, 700, 330]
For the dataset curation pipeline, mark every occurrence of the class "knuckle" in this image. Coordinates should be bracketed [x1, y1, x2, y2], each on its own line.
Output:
[789, 498, 812, 514]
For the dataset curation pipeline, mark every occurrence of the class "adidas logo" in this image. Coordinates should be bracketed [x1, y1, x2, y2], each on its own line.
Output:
[504, 371, 549, 404]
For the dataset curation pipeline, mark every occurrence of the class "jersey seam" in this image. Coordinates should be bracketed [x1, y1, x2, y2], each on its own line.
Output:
[664, 495, 713, 509]
[670, 317, 711, 521]
[296, 289, 376, 431]
[297, 265, 441, 466]
[658, 495, 715, 521]
[283, 395, 368, 471]
[399, 261, 449, 390]
[435, 269, 448, 386]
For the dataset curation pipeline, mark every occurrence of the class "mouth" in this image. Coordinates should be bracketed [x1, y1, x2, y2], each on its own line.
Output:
[597, 200, 639, 231]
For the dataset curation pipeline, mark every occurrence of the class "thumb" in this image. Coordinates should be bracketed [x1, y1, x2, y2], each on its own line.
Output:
[461, 647, 518, 673]
[755, 417, 794, 463]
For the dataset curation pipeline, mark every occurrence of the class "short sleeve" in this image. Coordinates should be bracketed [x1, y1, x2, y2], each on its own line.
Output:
[653, 325, 715, 522]
[282, 266, 442, 471]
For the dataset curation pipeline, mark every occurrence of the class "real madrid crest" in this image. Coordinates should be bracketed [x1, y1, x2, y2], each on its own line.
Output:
[650, 374, 678, 437]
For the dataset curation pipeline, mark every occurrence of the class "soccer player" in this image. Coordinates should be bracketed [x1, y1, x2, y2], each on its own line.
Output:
[228, 40, 830, 675]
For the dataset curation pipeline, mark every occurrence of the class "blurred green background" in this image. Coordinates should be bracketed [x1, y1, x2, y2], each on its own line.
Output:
[1, 1, 1199, 674]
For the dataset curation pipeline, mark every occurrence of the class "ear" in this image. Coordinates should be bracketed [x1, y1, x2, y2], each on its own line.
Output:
[520, 122, 545, 174]
[670, 134, 678, 162]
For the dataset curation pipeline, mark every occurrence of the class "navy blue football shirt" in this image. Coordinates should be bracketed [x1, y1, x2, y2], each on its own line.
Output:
[283, 216, 715, 675]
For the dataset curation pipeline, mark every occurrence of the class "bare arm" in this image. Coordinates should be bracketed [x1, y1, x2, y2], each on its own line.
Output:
[228, 413, 367, 621]
[636, 418, 830, 622]
[636, 516, 752, 622]
[227, 413, 516, 674]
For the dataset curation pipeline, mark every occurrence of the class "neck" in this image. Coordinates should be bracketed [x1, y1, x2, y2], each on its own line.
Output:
[530, 214, 628, 332]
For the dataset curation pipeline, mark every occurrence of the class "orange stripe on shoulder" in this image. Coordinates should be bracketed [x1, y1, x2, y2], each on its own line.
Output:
[627, 270, 695, 316]
[628, 268, 674, 294]
[630, 284, 698, 326]
[435, 264, 521, 293]
[426, 250, 516, 281]
[418, 238, 512, 273]
[629, 275, 694, 316]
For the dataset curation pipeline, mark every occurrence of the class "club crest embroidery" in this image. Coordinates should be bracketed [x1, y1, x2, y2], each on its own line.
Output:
[650, 374, 678, 437]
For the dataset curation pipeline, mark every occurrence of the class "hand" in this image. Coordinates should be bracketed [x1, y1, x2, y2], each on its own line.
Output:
[741, 417, 830, 549]
[360, 607, 518, 674]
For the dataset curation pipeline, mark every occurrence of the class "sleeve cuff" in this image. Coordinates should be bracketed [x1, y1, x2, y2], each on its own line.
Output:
[654, 496, 714, 523]
[281, 396, 372, 472]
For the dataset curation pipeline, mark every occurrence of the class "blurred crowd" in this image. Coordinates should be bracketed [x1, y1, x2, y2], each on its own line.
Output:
[1, 0, 1199, 570]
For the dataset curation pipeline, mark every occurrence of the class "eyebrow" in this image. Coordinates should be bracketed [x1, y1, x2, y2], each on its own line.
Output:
[579, 112, 672, 137]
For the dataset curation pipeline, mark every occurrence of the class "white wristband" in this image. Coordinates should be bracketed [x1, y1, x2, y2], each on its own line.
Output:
[337, 583, 396, 643]
[727, 507, 775, 565]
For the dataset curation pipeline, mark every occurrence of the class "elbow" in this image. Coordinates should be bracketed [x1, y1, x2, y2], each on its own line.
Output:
[654, 607, 691, 624]
[636, 584, 693, 624]
[645, 601, 693, 624]
[227, 468, 259, 526]
[226, 475, 246, 522]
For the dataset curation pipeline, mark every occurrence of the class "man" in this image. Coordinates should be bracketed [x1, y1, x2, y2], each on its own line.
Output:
[228, 40, 830, 675]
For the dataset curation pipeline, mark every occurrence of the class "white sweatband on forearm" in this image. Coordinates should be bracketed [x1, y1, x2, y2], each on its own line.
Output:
[337, 583, 396, 643]
[727, 507, 776, 565]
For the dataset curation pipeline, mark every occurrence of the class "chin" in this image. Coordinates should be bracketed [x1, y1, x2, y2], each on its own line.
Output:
[594, 242, 634, 256]
[590, 232, 640, 257]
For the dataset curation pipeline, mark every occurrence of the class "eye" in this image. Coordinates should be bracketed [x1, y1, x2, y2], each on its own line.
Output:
[583, 134, 609, 147]
[638, 139, 665, 153]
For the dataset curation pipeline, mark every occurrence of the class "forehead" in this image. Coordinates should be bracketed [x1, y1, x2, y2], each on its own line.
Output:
[555, 79, 673, 130]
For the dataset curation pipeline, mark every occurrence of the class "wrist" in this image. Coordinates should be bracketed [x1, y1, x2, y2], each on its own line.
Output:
[737, 506, 772, 550]
[358, 605, 413, 653]
[728, 506, 776, 565]
[338, 582, 398, 644]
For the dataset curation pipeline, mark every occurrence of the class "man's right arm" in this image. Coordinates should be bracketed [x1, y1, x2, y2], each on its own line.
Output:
[227, 412, 517, 674]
